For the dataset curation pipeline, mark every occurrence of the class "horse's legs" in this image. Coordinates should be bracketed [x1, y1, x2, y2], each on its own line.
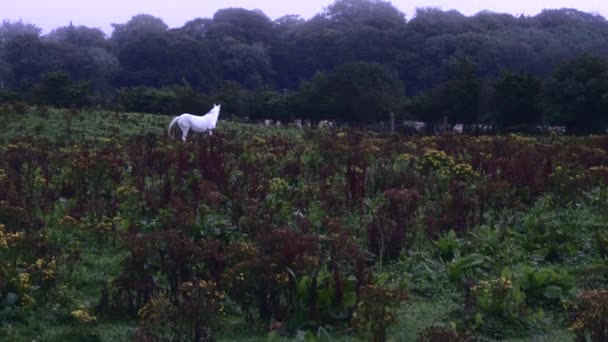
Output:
[181, 127, 189, 142]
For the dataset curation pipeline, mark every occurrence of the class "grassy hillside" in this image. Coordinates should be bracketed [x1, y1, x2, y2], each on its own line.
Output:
[0, 107, 302, 143]
[2, 107, 606, 342]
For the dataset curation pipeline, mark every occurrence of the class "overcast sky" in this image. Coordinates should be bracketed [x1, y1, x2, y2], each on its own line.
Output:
[3, 0, 607, 35]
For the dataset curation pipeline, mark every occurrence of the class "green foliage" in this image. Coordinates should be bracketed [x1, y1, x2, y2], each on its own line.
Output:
[418, 324, 469, 342]
[516, 200, 583, 261]
[31, 72, 91, 107]
[502, 265, 575, 306]
[435, 229, 461, 261]
[289, 62, 405, 123]
[2, 108, 608, 341]
[447, 253, 487, 281]
[441, 57, 482, 125]
[291, 265, 357, 328]
[117, 86, 211, 115]
[353, 284, 407, 342]
[493, 71, 543, 130]
[544, 54, 608, 134]
[323, 0, 405, 29]
[570, 290, 608, 342]
[2, 5, 608, 129]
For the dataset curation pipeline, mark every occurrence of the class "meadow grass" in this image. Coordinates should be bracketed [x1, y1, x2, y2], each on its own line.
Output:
[0, 107, 591, 342]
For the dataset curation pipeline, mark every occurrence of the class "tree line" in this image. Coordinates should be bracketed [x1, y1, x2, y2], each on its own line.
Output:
[1, 0, 608, 133]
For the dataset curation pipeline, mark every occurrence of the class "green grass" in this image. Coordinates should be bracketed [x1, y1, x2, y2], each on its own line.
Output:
[0, 107, 302, 143]
[0, 107, 593, 341]
[0, 107, 305, 341]
[1, 198, 133, 341]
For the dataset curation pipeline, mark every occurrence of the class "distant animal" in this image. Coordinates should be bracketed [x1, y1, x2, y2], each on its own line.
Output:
[319, 120, 336, 128]
[403, 120, 426, 132]
[453, 124, 464, 134]
[264, 119, 274, 127]
[168, 104, 221, 142]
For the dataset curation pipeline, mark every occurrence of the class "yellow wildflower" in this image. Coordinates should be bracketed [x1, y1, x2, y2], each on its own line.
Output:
[0, 224, 7, 249]
[71, 309, 96, 323]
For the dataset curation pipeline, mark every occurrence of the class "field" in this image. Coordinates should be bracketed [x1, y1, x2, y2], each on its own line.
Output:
[1, 107, 608, 341]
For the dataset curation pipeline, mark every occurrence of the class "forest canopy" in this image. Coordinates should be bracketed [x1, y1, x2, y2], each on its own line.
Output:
[1, 0, 608, 132]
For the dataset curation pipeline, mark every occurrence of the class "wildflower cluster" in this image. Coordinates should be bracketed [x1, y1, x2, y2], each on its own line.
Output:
[353, 285, 407, 342]
[452, 162, 480, 180]
[471, 278, 515, 311]
[418, 149, 479, 179]
[418, 149, 456, 173]
[588, 165, 608, 184]
[138, 295, 171, 328]
[116, 185, 139, 198]
[508, 133, 536, 145]
[395, 153, 415, 164]
[34, 257, 57, 282]
[0, 224, 7, 249]
[92, 218, 114, 239]
[569, 290, 608, 340]
[16, 272, 35, 307]
[58, 215, 79, 230]
[71, 308, 97, 323]
[268, 177, 290, 193]
[4, 231, 24, 246]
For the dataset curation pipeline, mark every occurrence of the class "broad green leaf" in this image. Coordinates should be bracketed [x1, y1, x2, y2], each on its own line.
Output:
[543, 285, 563, 299]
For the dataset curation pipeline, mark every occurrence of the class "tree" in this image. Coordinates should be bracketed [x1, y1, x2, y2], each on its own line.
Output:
[405, 87, 445, 122]
[248, 88, 288, 120]
[117, 86, 176, 114]
[290, 62, 405, 123]
[111, 15, 170, 88]
[323, 0, 405, 30]
[165, 31, 219, 91]
[0, 20, 42, 89]
[0, 19, 42, 49]
[31, 72, 91, 106]
[441, 57, 482, 124]
[180, 18, 213, 41]
[45, 23, 108, 48]
[210, 81, 252, 118]
[492, 71, 542, 130]
[2, 3, 608, 123]
[110, 14, 168, 48]
[409, 8, 469, 36]
[271, 15, 306, 88]
[3, 33, 47, 87]
[208, 8, 274, 44]
[544, 54, 608, 134]
[288, 71, 335, 121]
[219, 41, 274, 89]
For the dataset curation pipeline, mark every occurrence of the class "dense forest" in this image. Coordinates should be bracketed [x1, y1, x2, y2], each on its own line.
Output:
[1, 0, 608, 133]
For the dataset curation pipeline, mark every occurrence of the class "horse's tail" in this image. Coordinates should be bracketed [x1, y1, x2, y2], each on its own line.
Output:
[168, 116, 180, 137]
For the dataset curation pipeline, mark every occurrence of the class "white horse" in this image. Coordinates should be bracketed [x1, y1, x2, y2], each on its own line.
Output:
[168, 104, 221, 142]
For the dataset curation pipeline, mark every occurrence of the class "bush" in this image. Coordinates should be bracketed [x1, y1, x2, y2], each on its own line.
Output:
[30, 72, 91, 107]
[117, 85, 213, 116]
[117, 86, 177, 114]
[570, 290, 608, 342]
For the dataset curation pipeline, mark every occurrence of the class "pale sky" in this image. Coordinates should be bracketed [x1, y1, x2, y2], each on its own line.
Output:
[3, 0, 608, 35]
